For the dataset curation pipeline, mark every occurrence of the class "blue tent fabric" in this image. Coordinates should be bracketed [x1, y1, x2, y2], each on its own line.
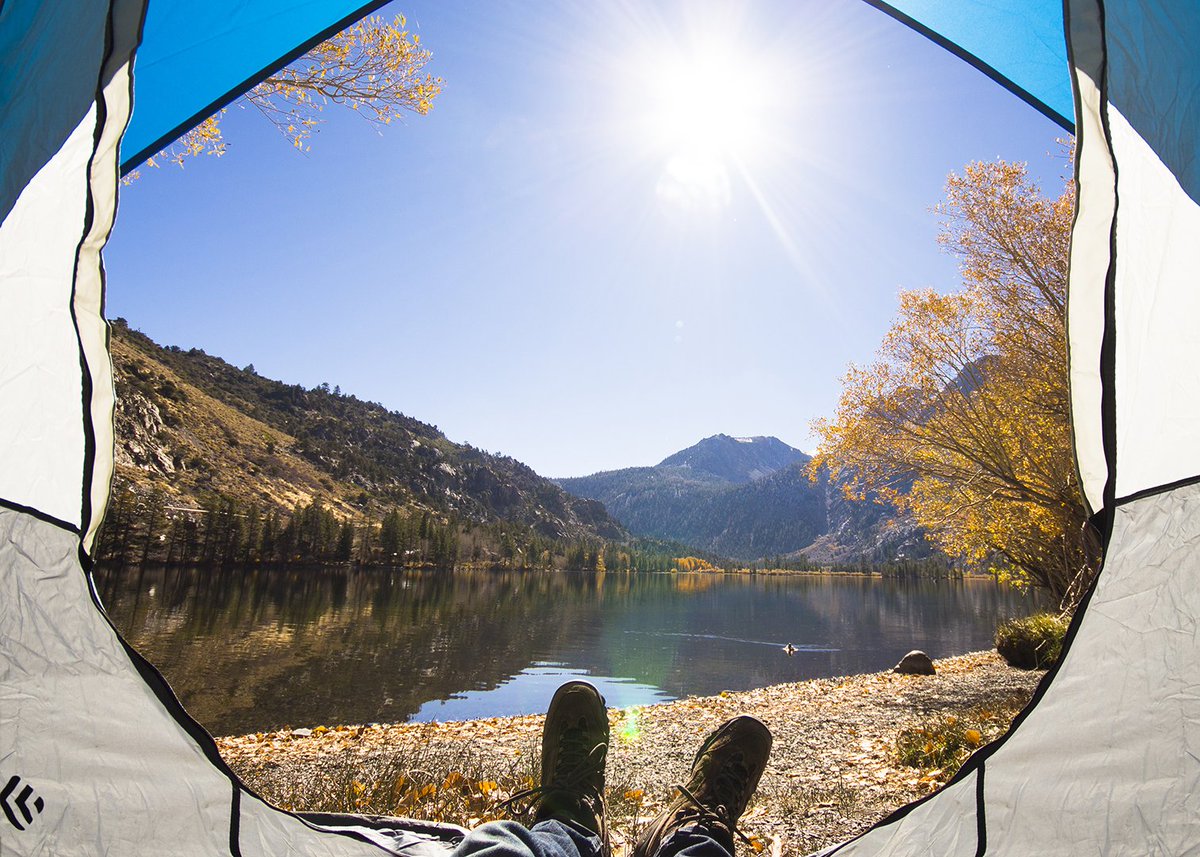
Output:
[1107, 3, 1200, 207]
[0, 2, 113, 224]
[121, 0, 390, 174]
[121, 0, 1078, 178]
[865, 0, 1074, 131]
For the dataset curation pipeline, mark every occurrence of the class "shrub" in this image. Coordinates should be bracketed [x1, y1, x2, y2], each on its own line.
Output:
[995, 612, 1069, 669]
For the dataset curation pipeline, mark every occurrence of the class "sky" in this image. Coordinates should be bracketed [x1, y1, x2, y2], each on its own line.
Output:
[104, 0, 1068, 479]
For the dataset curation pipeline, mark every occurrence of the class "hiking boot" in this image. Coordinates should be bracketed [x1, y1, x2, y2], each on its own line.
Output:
[528, 680, 610, 839]
[633, 715, 772, 857]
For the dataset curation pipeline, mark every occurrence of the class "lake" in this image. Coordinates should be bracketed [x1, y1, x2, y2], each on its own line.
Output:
[94, 566, 1045, 737]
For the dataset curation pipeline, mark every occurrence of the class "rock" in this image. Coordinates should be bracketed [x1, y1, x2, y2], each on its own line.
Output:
[291, 727, 313, 738]
[113, 387, 177, 474]
[893, 650, 935, 675]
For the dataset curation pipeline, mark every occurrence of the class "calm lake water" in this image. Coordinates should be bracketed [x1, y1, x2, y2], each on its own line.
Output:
[94, 566, 1045, 736]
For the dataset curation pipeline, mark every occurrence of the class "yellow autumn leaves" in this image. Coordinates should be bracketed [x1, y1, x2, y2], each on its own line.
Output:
[893, 710, 1013, 784]
[131, 14, 442, 176]
[255, 14, 443, 147]
[344, 769, 513, 828]
[812, 154, 1100, 606]
[672, 556, 717, 572]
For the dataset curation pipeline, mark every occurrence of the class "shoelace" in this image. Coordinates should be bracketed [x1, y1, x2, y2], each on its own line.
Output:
[672, 782, 756, 848]
[502, 727, 609, 840]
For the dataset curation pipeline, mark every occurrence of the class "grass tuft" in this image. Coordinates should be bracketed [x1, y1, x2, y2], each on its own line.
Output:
[995, 612, 1069, 670]
[237, 738, 666, 851]
[893, 697, 1027, 783]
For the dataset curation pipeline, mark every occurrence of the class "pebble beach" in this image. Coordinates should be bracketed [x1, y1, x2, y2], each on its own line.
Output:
[218, 651, 1043, 856]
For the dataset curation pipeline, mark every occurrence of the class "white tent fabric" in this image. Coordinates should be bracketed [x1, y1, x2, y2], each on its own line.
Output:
[822, 1, 1200, 854]
[0, 1, 461, 853]
[2, 508, 404, 855]
[821, 487, 1200, 855]
[0, 0, 128, 538]
[3, 0, 1200, 854]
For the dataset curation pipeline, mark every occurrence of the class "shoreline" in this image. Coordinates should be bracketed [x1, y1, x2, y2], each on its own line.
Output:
[218, 651, 1042, 855]
[97, 560, 1001, 580]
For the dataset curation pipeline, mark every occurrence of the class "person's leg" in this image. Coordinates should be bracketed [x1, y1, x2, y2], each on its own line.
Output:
[632, 716, 773, 857]
[528, 681, 609, 840]
[453, 680, 611, 857]
[451, 818, 603, 857]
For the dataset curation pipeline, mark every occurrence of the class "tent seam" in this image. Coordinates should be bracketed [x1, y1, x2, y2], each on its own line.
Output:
[68, 0, 120, 551]
[1095, 0, 1119, 542]
[859, 0, 1074, 132]
[230, 781, 243, 857]
[119, 0, 392, 175]
[1116, 473, 1200, 507]
[974, 763, 986, 857]
[0, 497, 81, 535]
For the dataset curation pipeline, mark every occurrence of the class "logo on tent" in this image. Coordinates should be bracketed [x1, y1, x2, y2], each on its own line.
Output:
[1, 775, 45, 831]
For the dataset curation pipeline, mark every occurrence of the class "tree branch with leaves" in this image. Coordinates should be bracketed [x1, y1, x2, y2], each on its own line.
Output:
[127, 14, 442, 178]
[812, 154, 1100, 607]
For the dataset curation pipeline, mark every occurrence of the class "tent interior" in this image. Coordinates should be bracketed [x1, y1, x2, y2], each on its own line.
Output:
[2, 0, 1199, 855]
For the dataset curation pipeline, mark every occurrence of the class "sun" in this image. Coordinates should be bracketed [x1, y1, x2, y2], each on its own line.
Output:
[646, 50, 768, 160]
[632, 38, 776, 211]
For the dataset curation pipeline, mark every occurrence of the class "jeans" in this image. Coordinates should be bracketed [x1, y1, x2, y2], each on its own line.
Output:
[449, 818, 732, 857]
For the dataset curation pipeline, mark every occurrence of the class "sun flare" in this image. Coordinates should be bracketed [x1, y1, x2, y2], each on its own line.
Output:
[632, 36, 777, 211]
[647, 51, 768, 159]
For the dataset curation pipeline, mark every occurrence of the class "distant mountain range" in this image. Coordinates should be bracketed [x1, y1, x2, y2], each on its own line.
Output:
[558, 434, 934, 564]
[109, 319, 934, 568]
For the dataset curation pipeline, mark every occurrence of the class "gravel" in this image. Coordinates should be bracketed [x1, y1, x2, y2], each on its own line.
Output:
[219, 651, 1042, 856]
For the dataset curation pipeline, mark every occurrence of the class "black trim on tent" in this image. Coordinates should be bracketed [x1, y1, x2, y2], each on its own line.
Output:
[70, 0, 116, 544]
[820, 4, 1117, 853]
[80, 549, 398, 856]
[229, 782, 243, 857]
[119, 0, 392, 175]
[0, 497, 81, 535]
[296, 812, 466, 841]
[974, 764, 987, 857]
[1116, 473, 1200, 507]
[1094, 0, 1119, 538]
[860, 0, 1075, 132]
[83, 0, 149, 556]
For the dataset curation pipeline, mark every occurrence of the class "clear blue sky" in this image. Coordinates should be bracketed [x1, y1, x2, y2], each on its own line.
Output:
[105, 0, 1067, 478]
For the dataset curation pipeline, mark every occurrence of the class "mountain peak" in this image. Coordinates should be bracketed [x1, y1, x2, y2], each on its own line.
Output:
[658, 434, 808, 484]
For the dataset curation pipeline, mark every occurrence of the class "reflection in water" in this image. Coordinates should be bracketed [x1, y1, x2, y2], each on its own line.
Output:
[412, 663, 673, 723]
[633, 632, 836, 651]
[94, 566, 1044, 736]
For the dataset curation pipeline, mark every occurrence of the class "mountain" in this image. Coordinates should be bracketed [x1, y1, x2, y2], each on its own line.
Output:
[558, 434, 938, 565]
[797, 477, 933, 567]
[108, 320, 624, 547]
[658, 434, 810, 483]
[558, 435, 828, 560]
[107, 321, 933, 569]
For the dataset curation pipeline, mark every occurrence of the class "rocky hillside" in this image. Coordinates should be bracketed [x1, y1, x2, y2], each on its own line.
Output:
[797, 479, 934, 567]
[110, 320, 623, 543]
